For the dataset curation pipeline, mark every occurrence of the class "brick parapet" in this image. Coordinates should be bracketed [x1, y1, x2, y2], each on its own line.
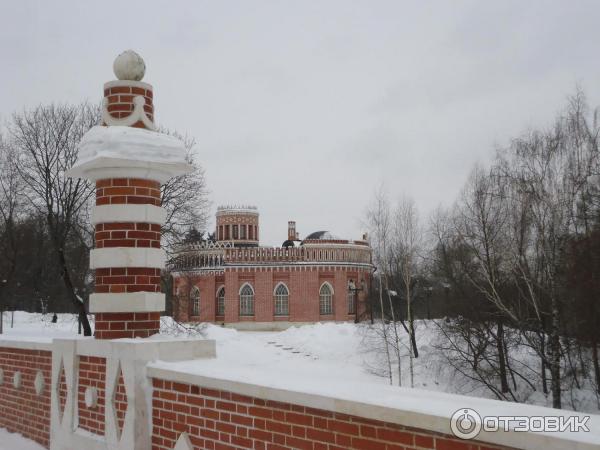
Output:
[150, 378, 517, 450]
[0, 346, 51, 447]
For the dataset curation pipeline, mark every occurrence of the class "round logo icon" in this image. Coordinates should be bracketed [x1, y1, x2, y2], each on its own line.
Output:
[450, 408, 482, 440]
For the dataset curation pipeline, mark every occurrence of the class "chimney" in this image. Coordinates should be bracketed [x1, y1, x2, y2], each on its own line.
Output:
[288, 221, 296, 241]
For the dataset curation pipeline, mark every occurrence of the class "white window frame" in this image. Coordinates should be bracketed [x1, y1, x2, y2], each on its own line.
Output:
[191, 286, 200, 316]
[216, 286, 225, 316]
[239, 283, 255, 316]
[319, 282, 334, 315]
[273, 282, 289, 316]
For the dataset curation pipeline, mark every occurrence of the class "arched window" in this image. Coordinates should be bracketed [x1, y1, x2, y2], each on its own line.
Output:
[319, 283, 333, 315]
[274, 283, 289, 316]
[216, 287, 225, 316]
[239, 283, 254, 316]
[191, 287, 200, 316]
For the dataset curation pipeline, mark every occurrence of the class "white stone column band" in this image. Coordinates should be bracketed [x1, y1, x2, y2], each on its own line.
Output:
[89, 292, 165, 313]
[90, 247, 166, 269]
[91, 204, 166, 225]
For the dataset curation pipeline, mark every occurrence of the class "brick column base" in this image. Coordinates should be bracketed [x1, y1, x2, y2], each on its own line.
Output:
[94, 312, 161, 339]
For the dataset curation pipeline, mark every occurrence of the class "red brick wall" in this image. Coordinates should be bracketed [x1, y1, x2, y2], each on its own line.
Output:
[0, 347, 51, 448]
[174, 267, 370, 324]
[96, 178, 161, 206]
[78, 356, 106, 436]
[95, 223, 161, 249]
[95, 312, 161, 339]
[95, 267, 162, 294]
[151, 379, 514, 450]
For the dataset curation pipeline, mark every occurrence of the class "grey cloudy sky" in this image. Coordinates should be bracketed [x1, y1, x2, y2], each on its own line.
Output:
[2, 1, 600, 245]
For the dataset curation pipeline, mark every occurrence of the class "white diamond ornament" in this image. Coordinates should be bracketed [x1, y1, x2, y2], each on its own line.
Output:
[174, 432, 193, 450]
[13, 371, 22, 389]
[34, 370, 45, 395]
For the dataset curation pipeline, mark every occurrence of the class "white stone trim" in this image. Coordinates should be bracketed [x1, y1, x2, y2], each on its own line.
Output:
[146, 365, 600, 450]
[90, 247, 165, 269]
[104, 80, 153, 91]
[102, 96, 156, 130]
[92, 204, 166, 225]
[0, 337, 53, 351]
[89, 292, 165, 313]
[51, 338, 215, 450]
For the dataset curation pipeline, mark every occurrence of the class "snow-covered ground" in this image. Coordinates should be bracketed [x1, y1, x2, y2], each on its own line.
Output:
[1, 312, 599, 415]
[0, 428, 44, 450]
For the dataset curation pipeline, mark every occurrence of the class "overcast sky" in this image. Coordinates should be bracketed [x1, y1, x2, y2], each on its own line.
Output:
[2, 1, 600, 245]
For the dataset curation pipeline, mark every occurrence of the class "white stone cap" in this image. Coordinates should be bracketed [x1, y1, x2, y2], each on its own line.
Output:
[67, 126, 193, 183]
[90, 247, 165, 269]
[54, 336, 216, 361]
[89, 292, 165, 313]
[0, 337, 53, 351]
[147, 363, 600, 450]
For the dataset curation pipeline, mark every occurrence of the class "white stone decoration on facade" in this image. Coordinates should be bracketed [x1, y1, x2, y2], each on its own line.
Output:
[84, 387, 98, 409]
[173, 432, 193, 450]
[13, 371, 22, 389]
[34, 370, 45, 395]
[0, 368, 3, 385]
[101, 95, 156, 130]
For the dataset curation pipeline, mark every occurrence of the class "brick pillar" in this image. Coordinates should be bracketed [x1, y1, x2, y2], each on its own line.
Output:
[67, 50, 192, 339]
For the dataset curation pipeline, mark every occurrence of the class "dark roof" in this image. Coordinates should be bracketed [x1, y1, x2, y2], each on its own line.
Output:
[282, 239, 296, 248]
[304, 231, 340, 240]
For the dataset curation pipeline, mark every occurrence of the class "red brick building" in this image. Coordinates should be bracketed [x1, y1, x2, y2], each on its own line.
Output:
[171, 206, 373, 328]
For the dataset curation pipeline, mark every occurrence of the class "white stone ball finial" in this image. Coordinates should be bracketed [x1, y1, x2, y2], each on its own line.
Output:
[113, 50, 146, 81]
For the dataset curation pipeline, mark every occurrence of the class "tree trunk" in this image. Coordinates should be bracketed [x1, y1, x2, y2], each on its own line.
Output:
[550, 298, 562, 409]
[377, 273, 393, 385]
[496, 320, 509, 393]
[57, 247, 92, 336]
[592, 339, 600, 395]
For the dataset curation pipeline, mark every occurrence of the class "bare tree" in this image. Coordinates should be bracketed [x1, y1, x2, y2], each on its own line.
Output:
[9, 103, 99, 336]
[391, 196, 423, 387]
[365, 187, 395, 384]
[0, 134, 26, 333]
[158, 130, 210, 251]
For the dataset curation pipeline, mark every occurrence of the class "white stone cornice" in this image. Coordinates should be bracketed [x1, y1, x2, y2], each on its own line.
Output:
[90, 247, 165, 269]
[104, 80, 153, 91]
[66, 126, 193, 183]
[89, 292, 165, 313]
[92, 204, 166, 226]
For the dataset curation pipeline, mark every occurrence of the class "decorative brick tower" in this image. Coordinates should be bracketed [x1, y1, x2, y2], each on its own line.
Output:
[215, 205, 259, 247]
[68, 50, 192, 338]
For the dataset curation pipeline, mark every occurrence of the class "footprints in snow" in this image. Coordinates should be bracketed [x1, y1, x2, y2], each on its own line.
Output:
[267, 341, 318, 360]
